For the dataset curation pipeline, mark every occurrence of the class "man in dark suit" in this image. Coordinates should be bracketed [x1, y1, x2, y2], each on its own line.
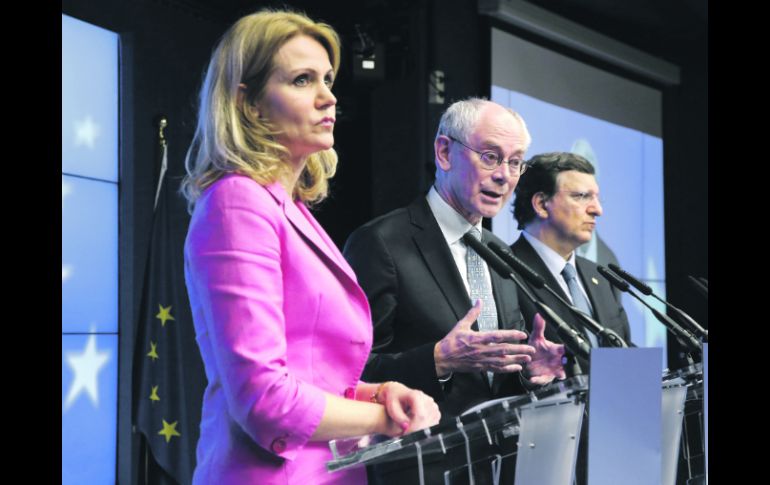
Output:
[510, 151, 631, 372]
[344, 99, 565, 484]
[510, 151, 632, 485]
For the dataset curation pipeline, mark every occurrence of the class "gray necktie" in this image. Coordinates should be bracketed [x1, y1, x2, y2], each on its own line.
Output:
[561, 262, 599, 347]
[465, 228, 498, 385]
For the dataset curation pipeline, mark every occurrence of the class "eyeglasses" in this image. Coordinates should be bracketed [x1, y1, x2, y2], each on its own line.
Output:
[448, 136, 528, 174]
[557, 190, 602, 206]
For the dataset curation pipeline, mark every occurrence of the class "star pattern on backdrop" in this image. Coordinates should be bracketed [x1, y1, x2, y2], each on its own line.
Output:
[147, 341, 159, 361]
[63, 333, 111, 411]
[62, 180, 73, 200]
[62, 264, 74, 282]
[158, 419, 181, 443]
[156, 304, 175, 327]
[74, 115, 101, 149]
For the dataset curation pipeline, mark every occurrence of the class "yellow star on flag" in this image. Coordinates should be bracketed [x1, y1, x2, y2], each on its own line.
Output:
[158, 419, 181, 443]
[150, 385, 160, 403]
[156, 304, 175, 327]
[147, 341, 159, 361]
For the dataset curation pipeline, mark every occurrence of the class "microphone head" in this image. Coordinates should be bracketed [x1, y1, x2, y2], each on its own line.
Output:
[487, 241, 545, 289]
[608, 263, 652, 295]
[461, 233, 514, 279]
[597, 265, 630, 292]
[688, 275, 708, 298]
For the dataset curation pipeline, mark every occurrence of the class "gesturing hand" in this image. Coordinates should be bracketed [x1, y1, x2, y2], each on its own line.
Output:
[523, 312, 567, 385]
[434, 300, 536, 377]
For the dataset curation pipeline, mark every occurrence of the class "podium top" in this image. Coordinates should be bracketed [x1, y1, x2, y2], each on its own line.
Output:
[663, 362, 702, 382]
[327, 375, 589, 472]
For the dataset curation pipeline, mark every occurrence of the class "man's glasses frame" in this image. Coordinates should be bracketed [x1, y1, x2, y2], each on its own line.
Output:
[447, 136, 528, 174]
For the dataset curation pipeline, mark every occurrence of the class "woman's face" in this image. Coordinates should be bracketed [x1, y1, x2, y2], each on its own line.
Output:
[257, 35, 337, 168]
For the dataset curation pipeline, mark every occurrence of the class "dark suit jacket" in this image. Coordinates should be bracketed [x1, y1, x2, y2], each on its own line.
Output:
[511, 235, 631, 372]
[580, 233, 623, 300]
[343, 197, 528, 421]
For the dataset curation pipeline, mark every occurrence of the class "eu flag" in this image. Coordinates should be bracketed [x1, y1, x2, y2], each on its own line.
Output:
[133, 127, 206, 484]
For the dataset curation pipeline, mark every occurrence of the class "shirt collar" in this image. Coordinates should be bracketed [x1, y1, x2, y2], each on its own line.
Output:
[522, 230, 577, 276]
[426, 186, 482, 246]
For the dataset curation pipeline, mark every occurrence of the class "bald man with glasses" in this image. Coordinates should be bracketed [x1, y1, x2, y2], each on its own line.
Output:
[344, 98, 566, 485]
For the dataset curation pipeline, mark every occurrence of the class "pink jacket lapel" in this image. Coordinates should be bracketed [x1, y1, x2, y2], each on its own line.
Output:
[265, 182, 358, 284]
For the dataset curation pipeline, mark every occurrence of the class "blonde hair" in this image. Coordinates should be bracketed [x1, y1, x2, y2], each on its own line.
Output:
[180, 9, 341, 211]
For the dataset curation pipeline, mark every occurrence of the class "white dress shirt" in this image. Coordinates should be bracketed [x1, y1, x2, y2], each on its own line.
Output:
[522, 230, 594, 315]
[426, 187, 491, 299]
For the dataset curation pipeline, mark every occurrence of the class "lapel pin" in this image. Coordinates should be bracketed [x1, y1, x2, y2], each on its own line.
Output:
[591, 277, 599, 285]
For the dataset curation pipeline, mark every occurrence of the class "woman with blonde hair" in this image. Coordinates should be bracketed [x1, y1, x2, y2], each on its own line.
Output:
[182, 9, 440, 484]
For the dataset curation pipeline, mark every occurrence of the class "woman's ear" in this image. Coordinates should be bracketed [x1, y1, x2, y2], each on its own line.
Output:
[237, 83, 259, 117]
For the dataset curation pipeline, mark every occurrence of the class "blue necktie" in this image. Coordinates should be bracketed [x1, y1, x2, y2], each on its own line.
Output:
[465, 228, 498, 385]
[561, 262, 599, 348]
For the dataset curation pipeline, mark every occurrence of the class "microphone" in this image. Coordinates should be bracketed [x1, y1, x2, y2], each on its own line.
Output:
[462, 233, 591, 362]
[607, 263, 650, 294]
[486, 242, 546, 290]
[688, 275, 708, 300]
[597, 266, 702, 353]
[487, 241, 631, 348]
[608, 263, 708, 342]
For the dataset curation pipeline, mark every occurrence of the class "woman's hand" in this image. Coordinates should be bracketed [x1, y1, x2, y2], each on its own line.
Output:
[374, 382, 441, 437]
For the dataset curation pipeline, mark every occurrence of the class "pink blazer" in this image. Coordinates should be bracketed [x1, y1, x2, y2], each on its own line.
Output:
[184, 175, 372, 484]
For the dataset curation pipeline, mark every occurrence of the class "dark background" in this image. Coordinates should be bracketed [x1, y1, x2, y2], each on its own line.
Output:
[60, 1, 707, 483]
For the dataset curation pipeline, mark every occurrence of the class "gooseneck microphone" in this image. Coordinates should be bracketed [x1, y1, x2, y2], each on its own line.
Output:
[597, 266, 702, 353]
[462, 233, 591, 363]
[606, 263, 650, 294]
[687, 275, 708, 300]
[487, 241, 632, 349]
[608, 263, 708, 342]
[486, 242, 546, 290]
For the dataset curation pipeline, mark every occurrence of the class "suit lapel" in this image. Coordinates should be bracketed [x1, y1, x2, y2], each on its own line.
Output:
[483, 230, 515, 331]
[265, 183, 359, 286]
[295, 202, 357, 280]
[409, 199, 471, 323]
[486, 232, 525, 393]
[512, 237, 570, 303]
[576, 257, 609, 326]
[515, 238, 617, 348]
[488, 257, 513, 393]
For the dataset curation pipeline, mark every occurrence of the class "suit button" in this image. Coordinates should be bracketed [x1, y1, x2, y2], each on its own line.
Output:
[271, 437, 287, 454]
[344, 387, 356, 399]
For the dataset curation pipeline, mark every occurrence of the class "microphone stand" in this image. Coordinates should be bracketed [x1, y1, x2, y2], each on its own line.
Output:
[608, 264, 708, 342]
[597, 266, 702, 362]
[462, 233, 588, 377]
[688, 275, 708, 301]
[487, 241, 636, 349]
[511, 270, 587, 378]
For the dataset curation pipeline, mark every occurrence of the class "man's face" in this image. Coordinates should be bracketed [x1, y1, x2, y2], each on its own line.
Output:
[542, 170, 603, 251]
[440, 104, 529, 225]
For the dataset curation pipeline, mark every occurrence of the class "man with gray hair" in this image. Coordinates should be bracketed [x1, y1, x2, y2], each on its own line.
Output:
[344, 98, 565, 484]
[511, 151, 631, 371]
